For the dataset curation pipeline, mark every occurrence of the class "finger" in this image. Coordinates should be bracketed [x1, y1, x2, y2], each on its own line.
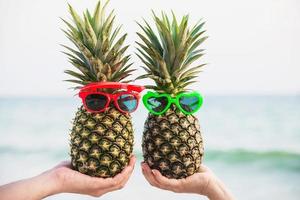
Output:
[113, 155, 136, 181]
[112, 155, 136, 189]
[100, 155, 136, 191]
[92, 163, 135, 198]
[141, 162, 160, 187]
[152, 169, 181, 191]
[119, 155, 136, 183]
[129, 155, 136, 166]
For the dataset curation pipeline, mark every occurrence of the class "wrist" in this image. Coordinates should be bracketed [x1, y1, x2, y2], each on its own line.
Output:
[205, 177, 234, 200]
[205, 178, 220, 199]
[31, 170, 61, 199]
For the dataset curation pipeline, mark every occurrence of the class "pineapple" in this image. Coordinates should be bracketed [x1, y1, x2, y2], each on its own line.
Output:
[136, 12, 208, 179]
[62, 1, 135, 177]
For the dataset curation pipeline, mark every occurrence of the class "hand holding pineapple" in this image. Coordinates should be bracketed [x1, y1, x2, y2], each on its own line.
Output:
[141, 162, 235, 200]
[0, 156, 136, 200]
[50, 156, 136, 197]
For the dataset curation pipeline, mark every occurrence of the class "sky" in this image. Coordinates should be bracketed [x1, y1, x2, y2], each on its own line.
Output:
[0, 0, 299, 97]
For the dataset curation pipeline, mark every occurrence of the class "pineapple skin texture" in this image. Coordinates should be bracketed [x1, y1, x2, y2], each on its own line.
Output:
[142, 106, 204, 179]
[70, 105, 134, 178]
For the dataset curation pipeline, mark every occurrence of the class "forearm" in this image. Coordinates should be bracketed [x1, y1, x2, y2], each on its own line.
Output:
[206, 178, 235, 200]
[0, 171, 58, 200]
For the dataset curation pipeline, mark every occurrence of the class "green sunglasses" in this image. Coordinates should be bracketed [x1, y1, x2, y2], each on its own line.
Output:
[142, 91, 203, 115]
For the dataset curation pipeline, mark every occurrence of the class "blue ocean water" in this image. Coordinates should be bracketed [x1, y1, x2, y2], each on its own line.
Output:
[0, 95, 299, 200]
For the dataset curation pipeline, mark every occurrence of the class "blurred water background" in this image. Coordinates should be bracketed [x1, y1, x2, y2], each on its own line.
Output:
[0, 95, 299, 200]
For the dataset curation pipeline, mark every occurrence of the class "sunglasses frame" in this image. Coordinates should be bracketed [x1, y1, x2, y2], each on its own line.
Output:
[142, 91, 203, 115]
[79, 82, 145, 93]
[79, 82, 145, 113]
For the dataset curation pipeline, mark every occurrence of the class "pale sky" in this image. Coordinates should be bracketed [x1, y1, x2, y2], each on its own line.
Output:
[0, 0, 299, 97]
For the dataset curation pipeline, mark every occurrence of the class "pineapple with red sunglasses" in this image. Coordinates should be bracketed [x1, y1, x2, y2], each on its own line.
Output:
[62, 2, 144, 178]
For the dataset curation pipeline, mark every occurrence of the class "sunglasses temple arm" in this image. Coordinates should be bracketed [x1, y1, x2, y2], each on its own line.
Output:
[128, 85, 145, 93]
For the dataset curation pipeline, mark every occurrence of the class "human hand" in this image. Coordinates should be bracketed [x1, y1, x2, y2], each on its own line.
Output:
[49, 155, 136, 197]
[0, 156, 136, 200]
[141, 162, 234, 200]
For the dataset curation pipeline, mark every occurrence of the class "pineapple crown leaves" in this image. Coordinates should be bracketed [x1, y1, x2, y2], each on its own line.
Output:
[61, 0, 135, 88]
[135, 11, 208, 95]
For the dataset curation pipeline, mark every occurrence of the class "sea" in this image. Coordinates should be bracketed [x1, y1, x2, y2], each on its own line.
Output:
[0, 95, 299, 200]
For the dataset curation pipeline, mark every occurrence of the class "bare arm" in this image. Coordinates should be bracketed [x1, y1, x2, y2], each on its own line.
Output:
[0, 171, 57, 200]
[141, 163, 235, 200]
[0, 156, 136, 200]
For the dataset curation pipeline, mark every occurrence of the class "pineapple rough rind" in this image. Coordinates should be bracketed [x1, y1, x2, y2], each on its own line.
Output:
[142, 105, 204, 179]
[70, 105, 134, 177]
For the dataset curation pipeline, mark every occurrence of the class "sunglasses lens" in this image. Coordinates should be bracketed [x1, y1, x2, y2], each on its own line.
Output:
[85, 94, 108, 111]
[117, 94, 138, 113]
[147, 96, 168, 113]
[179, 95, 200, 113]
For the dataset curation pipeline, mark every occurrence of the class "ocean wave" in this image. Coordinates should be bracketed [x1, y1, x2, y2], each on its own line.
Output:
[205, 148, 300, 160]
[203, 149, 300, 171]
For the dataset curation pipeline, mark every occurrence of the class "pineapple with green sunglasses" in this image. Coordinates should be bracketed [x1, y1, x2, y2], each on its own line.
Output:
[136, 12, 207, 179]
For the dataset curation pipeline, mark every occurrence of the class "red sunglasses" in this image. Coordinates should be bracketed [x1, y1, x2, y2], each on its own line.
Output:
[79, 82, 145, 114]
